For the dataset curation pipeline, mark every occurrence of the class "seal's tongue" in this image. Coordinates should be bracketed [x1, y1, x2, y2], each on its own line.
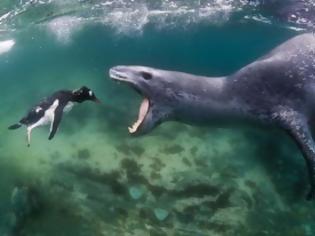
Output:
[128, 98, 149, 134]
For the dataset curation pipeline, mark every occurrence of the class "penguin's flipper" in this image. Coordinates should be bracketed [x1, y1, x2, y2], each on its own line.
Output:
[48, 105, 64, 140]
[8, 123, 22, 130]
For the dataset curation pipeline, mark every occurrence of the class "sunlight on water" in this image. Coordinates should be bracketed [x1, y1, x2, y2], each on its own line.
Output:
[0, 39, 14, 54]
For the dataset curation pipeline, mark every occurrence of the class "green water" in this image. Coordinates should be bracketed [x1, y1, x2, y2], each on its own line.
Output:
[0, 1, 315, 235]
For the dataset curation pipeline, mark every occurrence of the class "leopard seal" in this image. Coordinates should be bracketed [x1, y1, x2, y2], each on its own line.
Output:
[109, 33, 315, 200]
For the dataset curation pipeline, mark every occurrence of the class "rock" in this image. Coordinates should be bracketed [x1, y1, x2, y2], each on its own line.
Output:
[163, 144, 184, 155]
[11, 185, 41, 219]
[0, 213, 17, 236]
[5, 185, 41, 236]
[153, 208, 169, 221]
[77, 149, 90, 159]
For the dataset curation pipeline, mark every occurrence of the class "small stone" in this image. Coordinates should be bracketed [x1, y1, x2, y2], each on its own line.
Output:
[153, 208, 169, 221]
[129, 185, 144, 200]
[303, 224, 312, 236]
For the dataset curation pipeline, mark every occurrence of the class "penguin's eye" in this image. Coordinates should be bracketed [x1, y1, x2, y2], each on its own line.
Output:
[89, 91, 93, 96]
[141, 71, 152, 80]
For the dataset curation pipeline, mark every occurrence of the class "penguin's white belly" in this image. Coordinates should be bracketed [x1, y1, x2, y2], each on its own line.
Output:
[64, 102, 74, 113]
[29, 100, 59, 129]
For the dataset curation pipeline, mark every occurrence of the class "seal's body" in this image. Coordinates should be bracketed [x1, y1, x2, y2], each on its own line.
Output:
[9, 86, 100, 146]
[109, 33, 315, 200]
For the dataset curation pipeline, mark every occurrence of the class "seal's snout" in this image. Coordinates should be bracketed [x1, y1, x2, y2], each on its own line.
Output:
[109, 66, 129, 81]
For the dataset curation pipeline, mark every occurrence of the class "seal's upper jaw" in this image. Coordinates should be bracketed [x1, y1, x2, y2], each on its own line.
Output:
[109, 67, 130, 82]
[109, 66, 152, 135]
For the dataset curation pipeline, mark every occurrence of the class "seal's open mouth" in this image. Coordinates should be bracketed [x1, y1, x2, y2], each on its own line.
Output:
[109, 68, 150, 134]
[128, 98, 149, 133]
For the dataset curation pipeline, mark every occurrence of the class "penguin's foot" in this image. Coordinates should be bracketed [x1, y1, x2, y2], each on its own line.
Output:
[306, 188, 315, 201]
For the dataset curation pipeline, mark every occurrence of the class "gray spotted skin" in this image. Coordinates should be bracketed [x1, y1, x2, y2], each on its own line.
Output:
[110, 33, 315, 200]
[228, 33, 315, 121]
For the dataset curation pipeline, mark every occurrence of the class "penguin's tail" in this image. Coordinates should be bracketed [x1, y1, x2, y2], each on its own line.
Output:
[8, 123, 22, 130]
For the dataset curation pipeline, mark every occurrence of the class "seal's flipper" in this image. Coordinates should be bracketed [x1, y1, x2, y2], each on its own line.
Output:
[48, 105, 64, 140]
[278, 109, 315, 200]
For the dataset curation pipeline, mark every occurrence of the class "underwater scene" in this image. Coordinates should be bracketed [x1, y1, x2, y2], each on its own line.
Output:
[1, 0, 315, 235]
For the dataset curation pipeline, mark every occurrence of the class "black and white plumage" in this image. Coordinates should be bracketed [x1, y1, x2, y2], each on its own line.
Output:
[9, 86, 100, 147]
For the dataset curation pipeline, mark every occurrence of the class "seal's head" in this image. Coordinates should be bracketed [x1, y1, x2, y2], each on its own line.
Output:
[109, 66, 174, 135]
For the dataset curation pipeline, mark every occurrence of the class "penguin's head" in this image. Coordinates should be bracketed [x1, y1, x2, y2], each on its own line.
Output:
[72, 86, 101, 103]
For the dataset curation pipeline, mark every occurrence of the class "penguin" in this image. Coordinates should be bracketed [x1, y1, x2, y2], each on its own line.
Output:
[9, 86, 100, 147]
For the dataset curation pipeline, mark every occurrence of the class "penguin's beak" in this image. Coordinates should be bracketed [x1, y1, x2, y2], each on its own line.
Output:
[93, 97, 101, 104]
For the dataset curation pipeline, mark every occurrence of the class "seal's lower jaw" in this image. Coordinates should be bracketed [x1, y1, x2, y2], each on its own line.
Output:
[128, 98, 149, 134]
[109, 68, 150, 135]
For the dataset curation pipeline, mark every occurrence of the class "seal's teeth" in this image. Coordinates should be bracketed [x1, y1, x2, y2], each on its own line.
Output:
[128, 122, 138, 133]
[128, 98, 149, 134]
[128, 126, 136, 133]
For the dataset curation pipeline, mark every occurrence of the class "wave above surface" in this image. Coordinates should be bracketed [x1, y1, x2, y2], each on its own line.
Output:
[0, 0, 245, 35]
[0, 0, 314, 41]
[249, 0, 315, 31]
[47, 16, 83, 43]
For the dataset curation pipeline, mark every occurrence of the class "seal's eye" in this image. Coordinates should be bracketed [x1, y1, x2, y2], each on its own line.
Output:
[141, 71, 152, 80]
